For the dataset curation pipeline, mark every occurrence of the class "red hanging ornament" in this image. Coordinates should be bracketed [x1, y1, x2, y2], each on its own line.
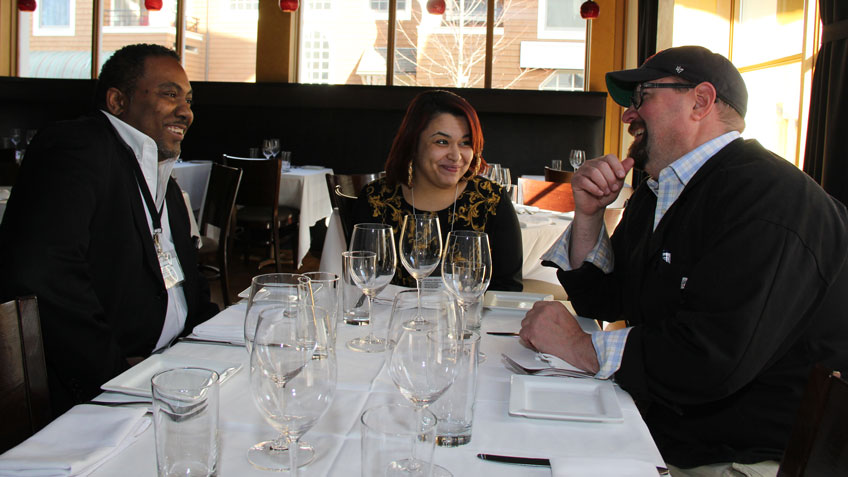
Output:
[580, 0, 599, 20]
[426, 0, 446, 15]
[144, 0, 162, 11]
[279, 0, 299, 12]
[18, 0, 37, 12]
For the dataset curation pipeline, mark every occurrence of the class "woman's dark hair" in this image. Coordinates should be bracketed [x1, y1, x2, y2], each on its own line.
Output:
[384, 90, 486, 187]
[95, 43, 180, 109]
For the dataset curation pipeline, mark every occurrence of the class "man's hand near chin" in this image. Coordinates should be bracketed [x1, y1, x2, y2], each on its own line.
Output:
[519, 301, 600, 374]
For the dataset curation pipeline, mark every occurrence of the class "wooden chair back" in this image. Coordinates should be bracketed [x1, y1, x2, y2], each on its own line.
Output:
[0, 296, 51, 453]
[325, 172, 384, 246]
[518, 177, 575, 213]
[544, 167, 574, 183]
[199, 164, 243, 306]
[778, 365, 848, 477]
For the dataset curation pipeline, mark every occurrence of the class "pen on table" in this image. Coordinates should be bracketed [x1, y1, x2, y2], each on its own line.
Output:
[486, 331, 519, 336]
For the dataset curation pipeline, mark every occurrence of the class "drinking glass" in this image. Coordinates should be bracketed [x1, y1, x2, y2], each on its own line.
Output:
[8, 128, 22, 149]
[244, 273, 304, 356]
[299, 272, 341, 355]
[441, 231, 492, 331]
[386, 289, 461, 477]
[500, 168, 511, 188]
[569, 149, 586, 170]
[248, 304, 336, 474]
[399, 213, 442, 320]
[347, 223, 397, 353]
[551, 159, 563, 171]
[262, 138, 280, 159]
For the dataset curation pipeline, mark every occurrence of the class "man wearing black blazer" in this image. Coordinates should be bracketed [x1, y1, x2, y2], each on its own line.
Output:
[0, 44, 219, 416]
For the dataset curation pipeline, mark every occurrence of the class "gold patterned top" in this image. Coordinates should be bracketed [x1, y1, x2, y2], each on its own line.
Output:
[351, 176, 523, 290]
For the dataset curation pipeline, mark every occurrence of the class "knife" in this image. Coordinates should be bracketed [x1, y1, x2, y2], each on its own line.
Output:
[486, 331, 519, 336]
[476, 453, 671, 475]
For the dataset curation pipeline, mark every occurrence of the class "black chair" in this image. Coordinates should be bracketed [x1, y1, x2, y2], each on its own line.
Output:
[778, 364, 848, 477]
[1, 295, 51, 453]
[325, 172, 384, 246]
[0, 149, 19, 186]
[197, 164, 242, 307]
[223, 155, 298, 272]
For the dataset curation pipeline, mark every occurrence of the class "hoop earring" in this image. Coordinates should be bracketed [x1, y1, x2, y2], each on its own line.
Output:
[407, 160, 414, 188]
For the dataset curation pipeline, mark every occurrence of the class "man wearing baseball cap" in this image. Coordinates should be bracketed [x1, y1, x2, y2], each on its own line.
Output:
[520, 46, 848, 475]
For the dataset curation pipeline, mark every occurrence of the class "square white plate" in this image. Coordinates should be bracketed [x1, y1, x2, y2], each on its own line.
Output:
[483, 291, 552, 311]
[509, 374, 623, 422]
[101, 354, 242, 398]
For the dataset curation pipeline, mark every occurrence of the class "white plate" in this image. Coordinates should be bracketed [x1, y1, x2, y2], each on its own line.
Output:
[101, 354, 242, 398]
[508, 374, 623, 422]
[483, 291, 552, 311]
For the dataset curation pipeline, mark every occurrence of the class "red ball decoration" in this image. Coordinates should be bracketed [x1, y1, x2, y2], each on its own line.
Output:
[580, 0, 599, 20]
[426, 0, 446, 15]
[144, 0, 162, 11]
[18, 0, 37, 12]
[279, 0, 299, 12]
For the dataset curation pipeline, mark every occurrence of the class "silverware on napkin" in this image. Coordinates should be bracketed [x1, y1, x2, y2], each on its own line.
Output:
[476, 453, 670, 475]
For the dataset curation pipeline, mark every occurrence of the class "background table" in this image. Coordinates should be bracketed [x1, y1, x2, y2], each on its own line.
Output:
[0, 186, 9, 224]
[172, 161, 213, 219]
[278, 166, 334, 268]
[84, 299, 665, 476]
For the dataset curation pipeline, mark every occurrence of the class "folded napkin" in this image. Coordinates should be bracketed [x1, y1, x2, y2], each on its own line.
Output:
[519, 215, 554, 228]
[191, 303, 247, 343]
[551, 457, 659, 476]
[0, 404, 150, 477]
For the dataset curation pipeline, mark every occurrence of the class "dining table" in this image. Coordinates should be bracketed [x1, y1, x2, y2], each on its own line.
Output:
[3, 288, 668, 476]
[172, 160, 214, 219]
[277, 166, 334, 269]
[0, 186, 10, 224]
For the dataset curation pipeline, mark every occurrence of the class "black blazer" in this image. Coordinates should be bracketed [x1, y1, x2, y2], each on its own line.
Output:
[0, 112, 218, 415]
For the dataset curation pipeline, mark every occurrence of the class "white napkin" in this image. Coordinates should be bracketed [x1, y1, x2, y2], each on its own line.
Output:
[191, 303, 247, 343]
[519, 215, 554, 228]
[0, 405, 150, 477]
[550, 457, 660, 476]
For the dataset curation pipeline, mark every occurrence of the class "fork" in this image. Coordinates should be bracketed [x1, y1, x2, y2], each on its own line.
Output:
[501, 353, 594, 378]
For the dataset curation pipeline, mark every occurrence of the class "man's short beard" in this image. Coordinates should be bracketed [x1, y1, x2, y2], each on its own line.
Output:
[628, 131, 649, 170]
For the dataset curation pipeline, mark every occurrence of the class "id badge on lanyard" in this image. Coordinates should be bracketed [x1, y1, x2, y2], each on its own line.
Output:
[154, 229, 185, 290]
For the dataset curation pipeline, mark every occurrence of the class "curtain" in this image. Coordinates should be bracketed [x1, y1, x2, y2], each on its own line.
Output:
[803, 0, 848, 205]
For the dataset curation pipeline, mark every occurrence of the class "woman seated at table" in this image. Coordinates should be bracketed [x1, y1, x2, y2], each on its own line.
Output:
[351, 89, 522, 291]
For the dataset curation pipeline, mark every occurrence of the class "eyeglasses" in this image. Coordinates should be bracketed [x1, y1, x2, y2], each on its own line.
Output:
[631, 82, 697, 110]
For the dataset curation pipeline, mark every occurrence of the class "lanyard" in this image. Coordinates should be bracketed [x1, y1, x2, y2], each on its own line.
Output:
[129, 158, 165, 251]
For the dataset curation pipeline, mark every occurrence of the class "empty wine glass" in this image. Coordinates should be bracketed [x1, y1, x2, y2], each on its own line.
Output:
[569, 149, 586, 170]
[386, 289, 461, 477]
[248, 304, 336, 474]
[441, 231, 492, 331]
[500, 168, 512, 188]
[347, 223, 397, 353]
[244, 273, 304, 356]
[399, 214, 442, 320]
[262, 138, 281, 159]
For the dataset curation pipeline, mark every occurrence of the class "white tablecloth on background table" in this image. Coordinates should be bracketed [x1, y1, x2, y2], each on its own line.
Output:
[278, 166, 334, 269]
[0, 186, 10, 224]
[172, 161, 213, 219]
[319, 205, 570, 286]
[62, 302, 665, 476]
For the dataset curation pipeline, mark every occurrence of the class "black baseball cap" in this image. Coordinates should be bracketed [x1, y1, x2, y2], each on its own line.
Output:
[605, 45, 748, 118]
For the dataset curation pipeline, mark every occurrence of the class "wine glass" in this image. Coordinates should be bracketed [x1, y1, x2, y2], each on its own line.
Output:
[347, 223, 397, 353]
[441, 231, 492, 332]
[386, 289, 461, 477]
[248, 304, 337, 474]
[244, 273, 304, 356]
[569, 149, 586, 170]
[500, 168, 512, 188]
[399, 213, 442, 320]
[262, 138, 281, 159]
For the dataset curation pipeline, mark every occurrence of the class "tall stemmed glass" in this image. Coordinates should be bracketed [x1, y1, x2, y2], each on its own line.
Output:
[386, 289, 461, 477]
[248, 303, 336, 474]
[399, 213, 442, 319]
[569, 149, 586, 170]
[347, 223, 397, 353]
[244, 273, 303, 356]
[441, 231, 492, 332]
[262, 138, 280, 159]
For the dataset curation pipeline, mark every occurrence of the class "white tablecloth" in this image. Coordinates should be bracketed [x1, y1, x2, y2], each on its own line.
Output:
[319, 205, 571, 286]
[172, 161, 213, 218]
[278, 167, 334, 268]
[77, 303, 664, 476]
[0, 186, 9, 224]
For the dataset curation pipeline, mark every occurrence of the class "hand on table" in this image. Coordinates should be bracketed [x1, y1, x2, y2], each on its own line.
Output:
[519, 301, 600, 374]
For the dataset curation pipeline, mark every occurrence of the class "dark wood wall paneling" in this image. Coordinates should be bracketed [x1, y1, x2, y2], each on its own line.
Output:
[0, 78, 606, 178]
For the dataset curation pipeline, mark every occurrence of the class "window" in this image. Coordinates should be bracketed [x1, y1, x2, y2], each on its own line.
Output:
[32, 0, 74, 36]
[301, 31, 331, 84]
[443, 0, 503, 28]
[229, 0, 258, 10]
[538, 0, 585, 40]
[309, 0, 332, 10]
[539, 70, 584, 91]
[371, 0, 407, 11]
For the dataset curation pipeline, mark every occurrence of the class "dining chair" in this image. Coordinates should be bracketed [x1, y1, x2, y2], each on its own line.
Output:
[197, 164, 243, 307]
[778, 364, 848, 477]
[518, 177, 575, 213]
[544, 166, 574, 184]
[325, 172, 384, 246]
[0, 148, 19, 186]
[0, 295, 51, 453]
[223, 155, 298, 272]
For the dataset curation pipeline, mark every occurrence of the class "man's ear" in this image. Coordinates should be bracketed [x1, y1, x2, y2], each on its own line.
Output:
[104, 87, 127, 116]
[691, 82, 717, 120]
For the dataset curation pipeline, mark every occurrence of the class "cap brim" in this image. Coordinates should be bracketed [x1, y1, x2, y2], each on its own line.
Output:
[605, 67, 672, 108]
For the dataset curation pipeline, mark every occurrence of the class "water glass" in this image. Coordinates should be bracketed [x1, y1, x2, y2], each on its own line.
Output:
[551, 159, 562, 170]
[360, 403, 437, 477]
[341, 251, 369, 325]
[300, 272, 341, 354]
[432, 331, 480, 447]
[152, 367, 220, 477]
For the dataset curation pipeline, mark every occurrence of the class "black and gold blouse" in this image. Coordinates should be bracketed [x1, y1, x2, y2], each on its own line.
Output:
[351, 176, 523, 291]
